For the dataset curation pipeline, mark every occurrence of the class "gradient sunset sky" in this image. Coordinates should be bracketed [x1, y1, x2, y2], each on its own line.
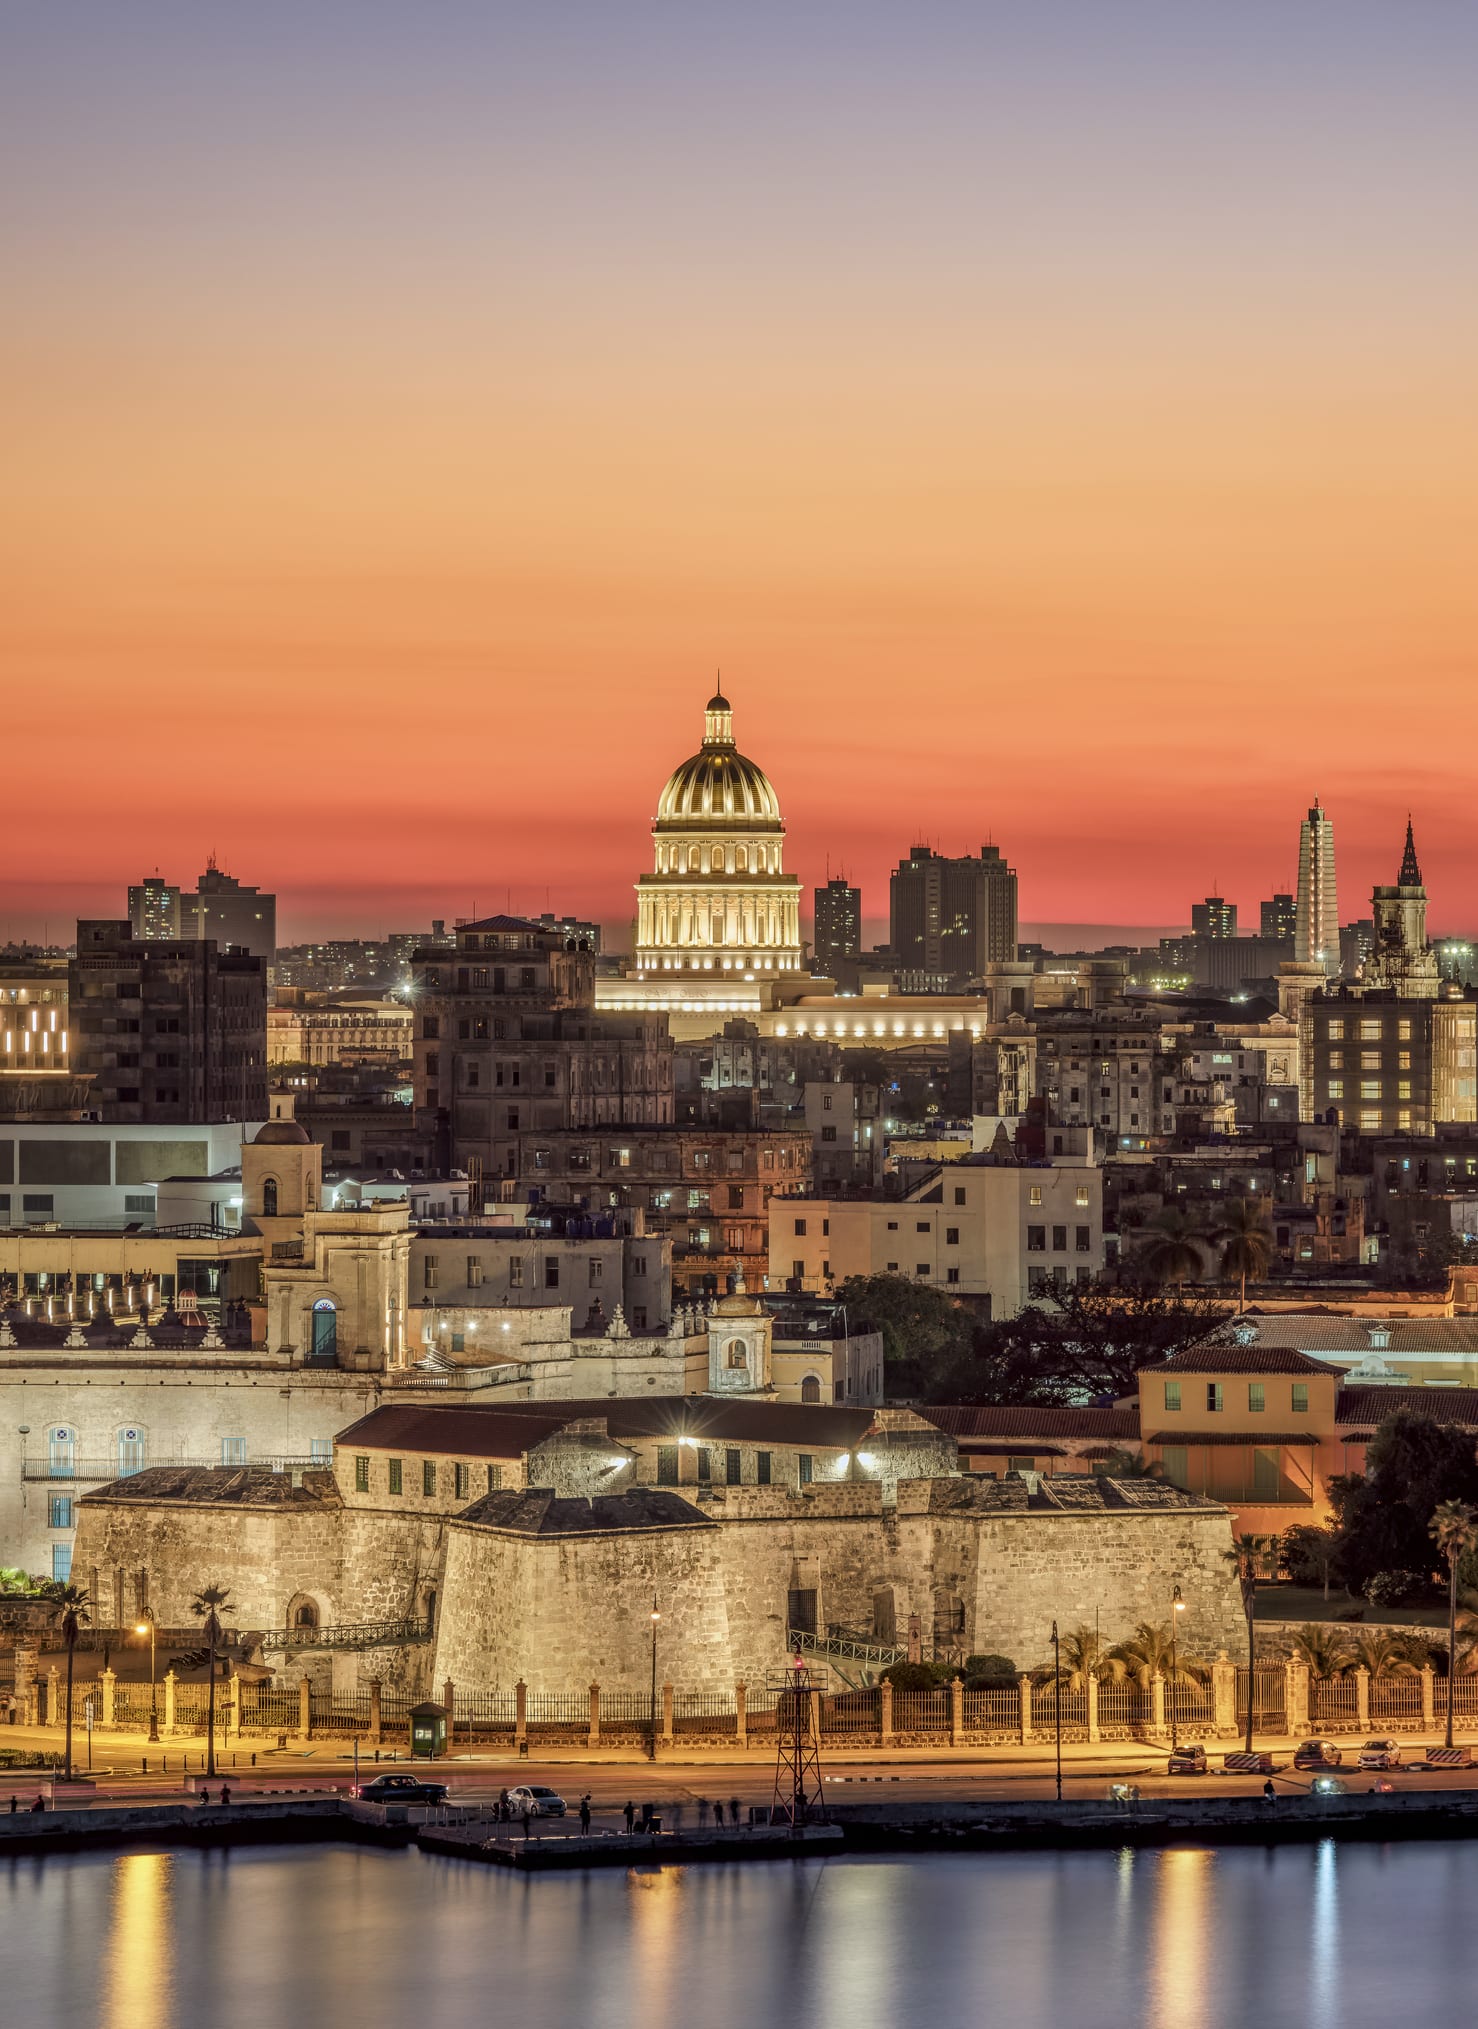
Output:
[5, 3, 1477, 948]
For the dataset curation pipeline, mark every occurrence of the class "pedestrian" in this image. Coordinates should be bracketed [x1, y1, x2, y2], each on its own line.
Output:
[199, 1786, 212, 1806]
[29, 1794, 45, 1813]
[220, 1785, 231, 1806]
[697, 1797, 710, 1829]
[7, 1796, 16, 1815]
[714, 1799, 725, 1829]
[579, 1795, 591, 1835]
[522, 1807, 533, 1842]
[729, 1794, 741, 1828]
[1263, 1778, 1277, 1805]
[623, 1799, 636, 1835]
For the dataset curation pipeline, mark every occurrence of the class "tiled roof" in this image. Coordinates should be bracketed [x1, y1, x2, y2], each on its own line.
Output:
[1243, 1316, 1478, 1355]
[1151, 1344, 1332, 1376]
[921, 1475, 1223, 1515]
[334, 1405, 573, 1459]
[334, 1397, 878, 1458]
[920, 1405, 1139, 1441]
[1336, 1385, 1478, 1429]
[455, 1489, 715, 1536]
[78, 1466, 339, 1508]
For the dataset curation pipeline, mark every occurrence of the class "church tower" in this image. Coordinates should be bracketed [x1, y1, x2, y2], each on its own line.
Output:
[1365, 818, 1440, 998]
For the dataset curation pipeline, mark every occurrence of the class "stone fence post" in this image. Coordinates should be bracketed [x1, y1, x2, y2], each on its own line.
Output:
[1018, 1674, 1033, 1745]
[515, 1680, 527, 1750]
[163, 1669, 177, 1736]
[879, 1678, 893, 1748]
[298, 1675, 311, 1741]
[1212, 1652, 1236, 1736]
[1355, 1667, 1371, 1732]
[662, 1682, 674, 1747]
[46, 1668, 59, 1728]
[443, 1679, 455, 1750]
[227, 1668, 241, 1739]
[1285, 1659, 1310, 1739]
[1087, 1673, 1100, 1743]
[1421, 1665, 1435, 1732]
[14, 1645, 38, 1727]
[949, 1675, 964, 1747]
[369, 1678, 382, 1747]
[588, 1683, 601, 1749]
[735, 1680, 748, 1748]
[1151, 1673, 1166, 1736]
[809, 1684, 822, 1747]
[100, 1666, 116, 1729]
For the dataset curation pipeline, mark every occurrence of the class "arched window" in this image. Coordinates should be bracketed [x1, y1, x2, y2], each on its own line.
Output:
[48, 1427, 75, 1479]
[735, 846, 747, 871]
[262, 1177, 279, 1217]
[294, 1601, 318, 1630]
[800, 1374, 822, 1404]
[726, 1338, 748, 1370]
[311, 1299, 337, 1363]
[117, 1427, 145, 1476]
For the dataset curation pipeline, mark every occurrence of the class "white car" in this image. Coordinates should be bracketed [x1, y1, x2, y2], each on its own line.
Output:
[1356, 1739, 1402, 1771]
[506, 1785, 567, 1817]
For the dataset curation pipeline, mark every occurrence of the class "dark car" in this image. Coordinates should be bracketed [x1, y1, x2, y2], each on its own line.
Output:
[1293, 1740, 1343, 1771]
[356, 1773, 450, 1805]
[1166, 1744, 1208, 1775]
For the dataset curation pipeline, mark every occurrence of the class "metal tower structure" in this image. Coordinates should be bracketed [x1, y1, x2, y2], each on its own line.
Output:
[768, 1651, 827, 1830]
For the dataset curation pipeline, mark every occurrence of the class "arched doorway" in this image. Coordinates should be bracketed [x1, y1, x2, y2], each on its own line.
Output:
[310, 1299, 337, 1363]
[800, 1373, 822, 1404]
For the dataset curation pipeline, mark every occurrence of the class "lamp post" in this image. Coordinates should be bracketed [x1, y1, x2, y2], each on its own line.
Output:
[1051, 1618, 1062, 1803]
[135, 1615, 159, 1743]
[648, 1595, 660, 1762]
[1170, 1585, 1185, 1750]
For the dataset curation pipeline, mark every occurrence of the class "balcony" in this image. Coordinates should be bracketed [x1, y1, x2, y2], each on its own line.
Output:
[21, 1454, 320, 1483]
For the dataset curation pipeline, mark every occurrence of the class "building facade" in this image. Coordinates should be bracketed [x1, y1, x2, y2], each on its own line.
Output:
[1295, 801, 1340, 969]
[889, 844, 1018, 986]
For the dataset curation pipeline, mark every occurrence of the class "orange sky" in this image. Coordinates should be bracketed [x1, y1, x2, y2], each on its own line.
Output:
[4, 5, 1477, 947]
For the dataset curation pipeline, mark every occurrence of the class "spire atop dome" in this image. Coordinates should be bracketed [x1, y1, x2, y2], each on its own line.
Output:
[703, 684, 734, 748]
[1400, 815, 1422, 887]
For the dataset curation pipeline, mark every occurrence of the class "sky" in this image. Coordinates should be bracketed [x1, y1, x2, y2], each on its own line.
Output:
[4, 2, 1477, 949]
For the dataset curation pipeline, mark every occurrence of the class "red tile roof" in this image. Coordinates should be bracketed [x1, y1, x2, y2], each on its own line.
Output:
[1336, 1385, 1478, 1429]
[1151, 1345, 1332, 1376]
[920, 1405, 1139, 1441]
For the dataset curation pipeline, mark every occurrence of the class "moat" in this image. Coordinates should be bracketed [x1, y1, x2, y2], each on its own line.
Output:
[4, 1838, 1476, 2027]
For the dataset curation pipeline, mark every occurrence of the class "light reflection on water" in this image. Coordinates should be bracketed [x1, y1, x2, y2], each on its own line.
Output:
[5, 1840, 1478, 2029]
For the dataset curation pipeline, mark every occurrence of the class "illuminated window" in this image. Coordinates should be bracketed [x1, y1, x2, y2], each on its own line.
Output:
[1361, 1052, 1381, 1071]
[1248, 1382, 1265, 1412]
[1398, 1081, 1412, 1100]
[1360, 1081, 1381, 1100]
[1360, 1110, 1381, 1130]
[1359, 1020, 1382, 1041]
[1327, 1020, 1345, 1041]
[1327, 1080, 1344, 1100]
[1291, 1384, 1309, 1413]
[1164, 1381, 1181, 1412]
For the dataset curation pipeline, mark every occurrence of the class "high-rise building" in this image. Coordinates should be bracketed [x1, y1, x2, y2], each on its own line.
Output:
[1364, 819, 1440, 999]
[127, 875, 182, 941]
[813, 878, 861, 976]
[889, 845, 1018, 987]
[1261, 893, 1296, 940]
[1191, 896, 1237, 939]
[184, 861, 277, 962]
[70, 921, 267, 1123]
[1295, 803, 1340, 970]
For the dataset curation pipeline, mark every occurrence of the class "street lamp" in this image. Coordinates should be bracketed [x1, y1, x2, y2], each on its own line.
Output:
[648, 1596, 660, 1763]
[1050, 1618, 1062, 1803]
[136, 1615, 159, 1743]
[1170, 1585, 1185, 1750]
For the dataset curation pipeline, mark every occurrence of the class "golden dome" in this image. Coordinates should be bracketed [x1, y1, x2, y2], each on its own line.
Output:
[654, 692, 783, 831]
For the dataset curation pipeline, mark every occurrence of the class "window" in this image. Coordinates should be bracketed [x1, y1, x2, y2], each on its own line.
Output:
[48, 1428, 75, 1479]
[728, 1184, 745, 1208]
[656, 1445, 680, 1485]
[117, 1427, 145, 1475]
[544, 1257, 560, 1288]
[915, 1263, 930, 1277]
[756, 1451, 772, 1485]
[1327, 1020, 1345, 1041]
[467, 1257, 484, 1288]
[510, 1257, 524, 1288]
[1291, 1383, 1309, 1414]
[1160, 1447, 1188, 1489]
[1398, 1051, 1412, 1071]
[1361, 1052, 1381, 1071]
[1075, 1185, 1090, 1206]
[1027, 1225, 1045, 1252]
[726, 1447, 743, 1485]
[1360, 1081, 1381, 1100]
[1398, 1081, 1412, 1101]
[48, 1495, 72, 1529]
[52, 1544, 72, 1583]
[945, 1227, 959, 1245]
[421, 1459, 436, 1497]
[486, 1465, 503, 1492]
[1360, 1111, 1381, 1131]
[1398, 1019, 1413, 1040]
[1248, 1382, 1265, 1413]
[1206, 1383, 1224, 1412]
[954, 1187, 966, 1206]
[354, 1455, 369, 1492]
[1327, 1080, 1344, 1100]
[726, 1339, 748, 1370]
[1164, 1381, 1181, 1412]
[798, 1453, 814, 1486]
[1359, 1019, 1382, 1041]
[310, 1439, 332, 1466]
[422, 1016, 439, 1040]
[423, 1257, 438, 1290]
[1052, 1225, 1067, 1251]
[388, 1458, 403, 1495]
[221, 1436, 247, 1465]
[1328, 1051, 1343, 1070]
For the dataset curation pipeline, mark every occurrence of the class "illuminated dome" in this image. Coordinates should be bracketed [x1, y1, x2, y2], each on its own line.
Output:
[634, 687, 803, 979]
[655, 692, 783, 830]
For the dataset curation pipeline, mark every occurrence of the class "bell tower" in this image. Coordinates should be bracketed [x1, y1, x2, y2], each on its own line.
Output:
[707, 1280, 774, 1394]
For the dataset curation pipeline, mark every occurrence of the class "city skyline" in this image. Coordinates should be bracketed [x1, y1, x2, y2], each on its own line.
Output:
[5, 5, 1478, 944]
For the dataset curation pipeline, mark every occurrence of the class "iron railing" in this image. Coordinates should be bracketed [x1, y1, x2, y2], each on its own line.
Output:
[259, 1616, 432, 1653]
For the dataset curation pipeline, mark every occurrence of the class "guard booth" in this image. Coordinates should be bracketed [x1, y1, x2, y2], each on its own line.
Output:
[409, 1701, 448, 1759]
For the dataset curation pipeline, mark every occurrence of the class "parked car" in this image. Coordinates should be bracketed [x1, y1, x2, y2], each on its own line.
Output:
[507, 1785, 567, 1817]
[1357, 1739, 1402, 1771]
[1166, 1744, 1208, 1775]
[356, 1773, 449, 1805]
[1293, 1740, 1343, 1771]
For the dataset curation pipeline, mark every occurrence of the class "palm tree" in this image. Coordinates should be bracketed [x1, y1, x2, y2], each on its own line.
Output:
[1223, 1534, 1272, 1752]
[1343, 1627, 1424, 1681]
[1108, 1621, 1203, 1690]
[189, 1583, 236, 1779]
[1431, 1500, 1478, 1747]
[1284, 1623, 1353, 1680]
[1049, 1624, 1118, 1689]
[1215, 1199, 1275, 1312]
[52, 1581, 91, 1780]
[1137, 1209, 1208, 1293]
[1095, 1449, 1164, 1482]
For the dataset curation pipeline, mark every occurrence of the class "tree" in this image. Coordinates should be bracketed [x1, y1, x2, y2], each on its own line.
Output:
[1135, 1208, 1209, 1293]
[1343, 1627, 1426, 1681]
[921, 1282, 1232, 1405]
[1330, 1411, 1478, 1595]
[189, 1583, 236, 1779]
[1108, 1621, 1202, 1690]
[1278, 1523, 1340, 1601]
[836, 1274, 972, 1397]
[1215, 1199, 1275, 1311]
[1431, 1500, 1478, 1747]
[1284, 1623, 1352, 1680]
[1223, 1534, 1272, 1751]
[1051, 1624, 1116, 1689]
[1095, 1449, 1164, 1481]
[52, 1582, 91, 1781]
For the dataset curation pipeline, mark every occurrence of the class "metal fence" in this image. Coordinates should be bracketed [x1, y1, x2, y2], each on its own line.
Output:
[1371, 1677, 1423, 1723]
[1166, 1681, 1214, 1730]
[964, 1686, 1020, 1734]
[1313, 1675, 1359, 1723]
[1236, 1666, 1286, 1732]
[891, 1690, 951, 1736]
[1096, 1681, 1154, 1730]
[1032, 1684, 1089, 1732]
